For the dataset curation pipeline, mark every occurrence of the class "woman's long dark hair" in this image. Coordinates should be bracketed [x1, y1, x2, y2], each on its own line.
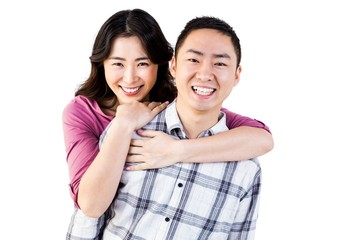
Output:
[75, 9, 177, 109]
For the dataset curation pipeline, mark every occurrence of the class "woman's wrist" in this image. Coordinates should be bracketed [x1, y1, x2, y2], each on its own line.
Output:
[175, 139, 192, 163]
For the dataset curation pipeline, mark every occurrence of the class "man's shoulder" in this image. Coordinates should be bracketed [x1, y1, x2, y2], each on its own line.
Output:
[237, 158, 261, 172]
[142, 108, 168, 131]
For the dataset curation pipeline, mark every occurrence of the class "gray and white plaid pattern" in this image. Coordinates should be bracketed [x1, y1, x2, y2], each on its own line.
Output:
[67, 100, 261, 240]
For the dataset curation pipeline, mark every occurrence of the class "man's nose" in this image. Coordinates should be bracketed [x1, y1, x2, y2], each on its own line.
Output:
[196, 62, 214, 81]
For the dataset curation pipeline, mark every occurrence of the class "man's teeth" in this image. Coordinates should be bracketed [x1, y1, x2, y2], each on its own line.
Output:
[122, 86, 140, 93]
[193, 86, 215, 96]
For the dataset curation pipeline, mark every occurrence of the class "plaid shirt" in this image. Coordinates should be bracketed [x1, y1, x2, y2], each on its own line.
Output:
[67, 100, 261, 240]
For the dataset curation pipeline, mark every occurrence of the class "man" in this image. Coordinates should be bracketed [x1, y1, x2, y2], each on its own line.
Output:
[100, 16, 262, 240]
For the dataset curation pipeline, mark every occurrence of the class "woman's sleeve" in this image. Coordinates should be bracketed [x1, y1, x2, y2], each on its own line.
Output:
[222, 107, 271, 133]
[62, 101, 100, 208]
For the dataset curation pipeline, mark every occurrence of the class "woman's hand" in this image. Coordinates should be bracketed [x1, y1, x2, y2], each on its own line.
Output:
[126, 130, 181, 170]
[114, 101, 168, 130]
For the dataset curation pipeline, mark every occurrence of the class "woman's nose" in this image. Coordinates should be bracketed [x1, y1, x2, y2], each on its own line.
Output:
[123, 67, 137, 84]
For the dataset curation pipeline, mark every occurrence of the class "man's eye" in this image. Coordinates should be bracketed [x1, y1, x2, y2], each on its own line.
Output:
[188, 58, 198, 63]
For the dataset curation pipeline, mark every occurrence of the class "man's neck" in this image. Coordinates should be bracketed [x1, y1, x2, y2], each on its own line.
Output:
[175, 101, 221, 139]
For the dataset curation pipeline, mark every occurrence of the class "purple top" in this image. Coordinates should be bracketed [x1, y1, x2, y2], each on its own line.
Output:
[62, 95, 270, 207]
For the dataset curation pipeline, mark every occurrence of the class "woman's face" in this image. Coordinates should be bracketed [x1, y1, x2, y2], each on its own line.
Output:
[104, 36, 158, 104]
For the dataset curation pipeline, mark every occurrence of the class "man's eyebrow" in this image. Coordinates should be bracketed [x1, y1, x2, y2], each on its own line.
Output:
[186, 49, 203, 56]
[213, 53, 231, 59]
[186, 49, 231, 59]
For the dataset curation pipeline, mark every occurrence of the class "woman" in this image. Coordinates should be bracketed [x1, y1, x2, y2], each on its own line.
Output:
[63, 8, 273, 239]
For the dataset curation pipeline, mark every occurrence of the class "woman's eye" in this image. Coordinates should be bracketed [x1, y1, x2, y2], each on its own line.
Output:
[138, 62, 149, 67]
[113, 62, 123, 67]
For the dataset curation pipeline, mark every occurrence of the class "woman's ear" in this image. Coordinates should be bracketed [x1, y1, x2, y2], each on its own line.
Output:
[170, 56, 176, 78]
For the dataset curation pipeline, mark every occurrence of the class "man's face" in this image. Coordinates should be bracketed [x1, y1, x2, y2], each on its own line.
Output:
[171, 28, 241, 113]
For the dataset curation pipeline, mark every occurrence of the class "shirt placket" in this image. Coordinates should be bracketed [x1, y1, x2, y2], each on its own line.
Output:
[155, 165, 186, 239]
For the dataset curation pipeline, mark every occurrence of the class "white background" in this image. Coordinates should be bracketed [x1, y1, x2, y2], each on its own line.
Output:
[1, 0, 359, 239]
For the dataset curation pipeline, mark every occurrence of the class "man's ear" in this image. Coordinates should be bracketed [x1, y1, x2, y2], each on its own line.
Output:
[170, 56, 176, 77]
[233, 65, 242, 86]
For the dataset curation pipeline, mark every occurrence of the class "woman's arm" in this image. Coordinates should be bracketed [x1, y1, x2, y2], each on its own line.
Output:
[180, 126, 273, 162]
[77, 101, 168, 218]
[127, 126, 273, 170]
[64, 101, 168, 218]
[126, 110, 274, 171]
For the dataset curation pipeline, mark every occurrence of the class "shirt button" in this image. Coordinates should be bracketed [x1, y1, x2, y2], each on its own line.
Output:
[165, 217, 170, 222]
[178, 183, 183, 187]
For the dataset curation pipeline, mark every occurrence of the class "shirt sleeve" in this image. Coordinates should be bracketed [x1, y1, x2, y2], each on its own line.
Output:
[229, 160, 262, 239]
[221, 108, 271, 134]
[62, 99, 101, 208]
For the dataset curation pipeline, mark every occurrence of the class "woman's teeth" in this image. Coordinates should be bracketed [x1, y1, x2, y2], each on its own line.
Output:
[122, 86, 140, 93]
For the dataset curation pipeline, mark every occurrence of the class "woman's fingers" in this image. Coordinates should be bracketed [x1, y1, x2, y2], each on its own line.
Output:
[148, 101, 169, 111]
